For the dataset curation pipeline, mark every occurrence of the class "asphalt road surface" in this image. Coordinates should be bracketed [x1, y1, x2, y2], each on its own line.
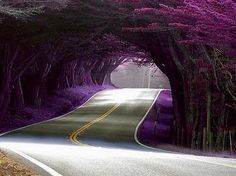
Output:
[0, 89, 236, 176]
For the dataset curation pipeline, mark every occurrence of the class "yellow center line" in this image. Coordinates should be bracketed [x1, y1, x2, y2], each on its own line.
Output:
[67, 97, 236, 170]
[69, 103, 120, 145]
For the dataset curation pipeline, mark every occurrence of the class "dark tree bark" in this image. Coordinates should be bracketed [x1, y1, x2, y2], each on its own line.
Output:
[58, 61, 77, 89]
[12, 77, 25, 110]
[91, 60, 104, 85]
[82, 60, 97, 85]
[32, 63, 52, 107]
[0, 45, 18, 121]
[117, 31, 188, 145]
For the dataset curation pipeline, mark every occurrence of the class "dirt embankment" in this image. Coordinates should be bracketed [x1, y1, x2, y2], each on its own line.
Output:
[0, 150, 40, 176]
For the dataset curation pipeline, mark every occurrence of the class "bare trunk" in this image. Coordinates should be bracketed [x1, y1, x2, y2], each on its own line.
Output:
[206, 85, 212, 150]
[169, 76, 185, 145]
[0, 44, 17, 120]
[33, 82, 41, 108]
[58, 62, 77, 89]
[12, 77, 24, 110]
[215, 93, 226, 150]
[97, 66, 109, 85]
[104, 72, 112, 85]
[91, 61, 103, 85]
[0, 87, 11, 121]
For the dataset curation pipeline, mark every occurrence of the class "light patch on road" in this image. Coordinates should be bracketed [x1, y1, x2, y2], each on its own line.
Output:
[0, 142, 190, 160]
[95, 89, 158, 102]
[1, 142, 236, 170]
[110, 89, 145, 103]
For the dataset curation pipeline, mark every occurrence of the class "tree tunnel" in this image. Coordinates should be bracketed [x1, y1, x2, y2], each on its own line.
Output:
[0, 0, 235, 153]
[109, 53, 174, 146]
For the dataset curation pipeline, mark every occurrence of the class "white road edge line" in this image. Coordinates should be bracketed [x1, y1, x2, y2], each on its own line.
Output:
[134, 89, 170, 153]
[0, 89, 106, 136]
[134, 89, 236, 168]
[2, 147, 63, 176]
[189, 157, 236, 169]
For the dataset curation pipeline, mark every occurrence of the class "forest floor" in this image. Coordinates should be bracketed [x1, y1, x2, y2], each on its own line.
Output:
[0, 85, 113, 134]
[0, 150, 40, 176]
[138, 90, 236, 158]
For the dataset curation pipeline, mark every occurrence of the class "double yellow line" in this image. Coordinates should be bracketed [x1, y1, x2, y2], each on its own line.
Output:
[69, 103, 120, 145]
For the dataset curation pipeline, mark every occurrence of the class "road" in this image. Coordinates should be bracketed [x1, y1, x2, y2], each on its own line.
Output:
[0, 89, 236, 176]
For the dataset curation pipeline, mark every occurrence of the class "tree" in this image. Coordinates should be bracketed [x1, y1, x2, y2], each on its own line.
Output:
[118, 0, 236, 149]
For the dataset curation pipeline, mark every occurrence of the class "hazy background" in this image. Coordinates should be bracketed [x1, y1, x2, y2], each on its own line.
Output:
[111, 63, 170, 89]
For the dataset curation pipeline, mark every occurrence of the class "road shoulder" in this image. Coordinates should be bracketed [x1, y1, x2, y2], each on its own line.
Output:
[0, 147, 58, 176]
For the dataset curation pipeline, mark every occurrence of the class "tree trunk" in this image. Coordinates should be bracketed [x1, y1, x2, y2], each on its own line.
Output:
[33, 82, 41, 108]
[97, 65, 109, 85]
[183, 74, 195, 147]
[206, 84, 212, 150]
[0, 45, 17, 121]
[104, 72, 112, 85]
[12, 77, 24, 110]
[169, 76, 185, 145]
[215, 93, 226, 150]
[0, 86, 11, 121]
[91, 60, 103, 85]
[58, 61, 77, 89]
[191, 102, 199, 149]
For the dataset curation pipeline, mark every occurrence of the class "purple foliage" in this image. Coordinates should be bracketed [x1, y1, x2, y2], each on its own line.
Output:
[137, 90, 173, 145]
[127, 0, 236, 56]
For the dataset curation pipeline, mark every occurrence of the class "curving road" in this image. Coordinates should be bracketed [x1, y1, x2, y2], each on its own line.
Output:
[0, 89, 236, 176]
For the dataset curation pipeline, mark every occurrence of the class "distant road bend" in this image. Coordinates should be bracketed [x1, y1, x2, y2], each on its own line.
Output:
[0, 89, 236, 176]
